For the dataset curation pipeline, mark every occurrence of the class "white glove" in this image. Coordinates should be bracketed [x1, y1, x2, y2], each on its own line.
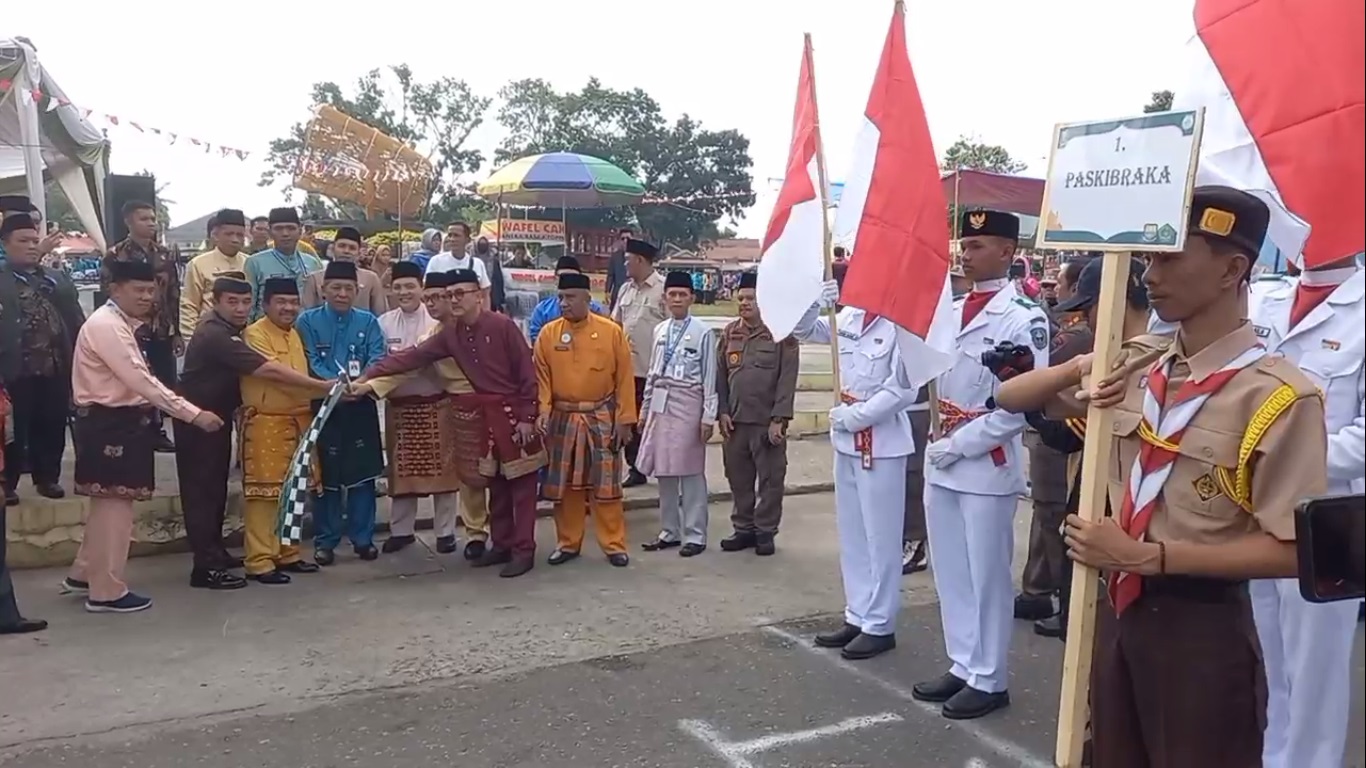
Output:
[817, 278, 841, 309]
[924, 438, 963, 469]
[828, 404, 854, 432]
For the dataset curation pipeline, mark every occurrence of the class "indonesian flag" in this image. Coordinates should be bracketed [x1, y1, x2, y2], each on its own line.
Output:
[1173, 0, 1364, 268]
[756, 35, 829, 342]
[832, 0, 955, 391]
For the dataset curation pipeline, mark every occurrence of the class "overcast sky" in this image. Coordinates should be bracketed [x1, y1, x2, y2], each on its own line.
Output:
[10, 0, 1191, 236]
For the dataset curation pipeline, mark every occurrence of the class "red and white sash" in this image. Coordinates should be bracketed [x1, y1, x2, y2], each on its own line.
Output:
[1109, 344, 1265, 614]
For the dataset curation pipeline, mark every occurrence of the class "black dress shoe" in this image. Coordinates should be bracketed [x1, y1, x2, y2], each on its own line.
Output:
[841, 632, 896, 660]
[754, 532, 776, 556]
[942, 686, 1010, 720]
[1014, 593, 1055, 621]
[679, 543, 706, 557]
[720, 531, 757, 551]
[902, 539, 927, 575]
[190, 568, 248, 591]
[247, 570, 291, 585]
[500, 556, 534, 578]
[547, 549, 580, 566]
[314, 548, 336, 566]
[622, 470, 648, 488]
[34, 483, 65, 499]
[911, 672, 967, 703]
[154, 432, 176, 452]
[473, 548, 513, 568]
[355, 545, 379, 561]
[608, 552, 630, 567]
[435, 536, 457, 555]
[0, 618, 48, 635]
[279, 560, 320, 574]
[464, 540, 487, 561]
[1034, 615, 1064, 639]
[4, 488, 18, 507]
[814, 623, 862, 649]
[641, 538, 681, 552]
[382, 535, 415, 554]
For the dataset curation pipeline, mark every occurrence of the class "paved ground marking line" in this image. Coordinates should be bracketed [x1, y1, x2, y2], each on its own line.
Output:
[677, 719, 757, 768]
[966, 759, 991, 768]
[729, 712, 904, 754]
[761, 625, 1053, 768]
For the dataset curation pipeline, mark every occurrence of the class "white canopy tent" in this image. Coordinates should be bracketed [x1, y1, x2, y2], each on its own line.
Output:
[1, 37, 110, 248]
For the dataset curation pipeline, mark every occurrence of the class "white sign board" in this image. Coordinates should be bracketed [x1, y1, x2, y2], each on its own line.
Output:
[1036, 109, 1204, 252]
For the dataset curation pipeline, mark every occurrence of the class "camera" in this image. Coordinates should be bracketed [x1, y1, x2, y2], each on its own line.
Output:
[980, 341, 1035, 382]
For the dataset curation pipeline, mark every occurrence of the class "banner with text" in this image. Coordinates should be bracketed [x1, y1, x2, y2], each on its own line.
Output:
[294, 105, 434, 219]
[479, 219, 567, 245]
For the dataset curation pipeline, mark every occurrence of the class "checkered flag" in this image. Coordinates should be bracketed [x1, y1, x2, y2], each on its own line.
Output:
[277, 374, 350, 543]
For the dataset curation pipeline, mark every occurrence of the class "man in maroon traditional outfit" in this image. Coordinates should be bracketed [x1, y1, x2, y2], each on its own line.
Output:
[356, 268, 544, 578]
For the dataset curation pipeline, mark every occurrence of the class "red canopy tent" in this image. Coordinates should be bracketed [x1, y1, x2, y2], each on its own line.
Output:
[941, 169, 1044, 216]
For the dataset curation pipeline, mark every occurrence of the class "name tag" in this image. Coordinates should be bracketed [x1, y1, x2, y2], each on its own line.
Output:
[651, 389, 669, 414]
[387, 337, 403, 352]
[1253, 325, 1271, 338]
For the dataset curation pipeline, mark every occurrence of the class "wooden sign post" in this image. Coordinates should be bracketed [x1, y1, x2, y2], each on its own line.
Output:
[1034, 108, 1206, 768]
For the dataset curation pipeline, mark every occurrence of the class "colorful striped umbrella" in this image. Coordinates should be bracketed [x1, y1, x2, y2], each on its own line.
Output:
[477, 152, 645, 208]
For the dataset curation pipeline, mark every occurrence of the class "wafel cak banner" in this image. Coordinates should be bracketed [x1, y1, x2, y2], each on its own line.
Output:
[294, 105, 434, 219]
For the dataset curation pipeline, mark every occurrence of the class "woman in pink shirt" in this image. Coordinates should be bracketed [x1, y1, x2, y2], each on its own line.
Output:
[62, 260, 224, 613]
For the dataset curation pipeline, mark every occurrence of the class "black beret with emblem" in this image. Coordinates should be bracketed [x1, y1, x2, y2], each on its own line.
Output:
[960, 209, 1020, 241]
[1187, 185, 1270, 256]
[625, 238, 660, 261]
[737, 271, 757, 290]
[323, 260, 358, 282]
[390, 261, 423, 282]
[558, 272, 591, 291]
[262, 277, 299, 299]
[664, 271, 694, 292]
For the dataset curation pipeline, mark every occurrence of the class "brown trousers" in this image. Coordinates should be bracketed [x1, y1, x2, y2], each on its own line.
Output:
[1022, 431, 1071, 595]
[1091, 577, 1267, 768]
[903, 409, 930, 541]
[722, 422, 788, 534]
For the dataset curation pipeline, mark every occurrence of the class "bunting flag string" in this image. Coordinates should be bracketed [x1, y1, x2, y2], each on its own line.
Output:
[0, 78, 252, 160]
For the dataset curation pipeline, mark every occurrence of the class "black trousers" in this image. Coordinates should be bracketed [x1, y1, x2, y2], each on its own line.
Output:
[624, 376, 647, 471]
[173, 418, 235, 570]
[3, 374, 69, 489]
[0, 507, 23, 626]
[138, 336, 177, 432]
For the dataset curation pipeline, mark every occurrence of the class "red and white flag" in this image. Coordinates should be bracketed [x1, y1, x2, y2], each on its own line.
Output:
[833, 0, 955, 391]
[1174, 0, 1364, 267]
[756, 35, 830, 342]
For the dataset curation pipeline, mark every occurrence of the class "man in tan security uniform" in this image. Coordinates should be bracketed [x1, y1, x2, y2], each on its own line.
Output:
[1051, 186, 1328, 768]
[611, 238, 667, 487]
[715, 270, 800, 556]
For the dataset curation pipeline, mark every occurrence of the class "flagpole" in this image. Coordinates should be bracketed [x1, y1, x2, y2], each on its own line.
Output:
[929, 165, 963, 440]
[804, 32, 843, 402]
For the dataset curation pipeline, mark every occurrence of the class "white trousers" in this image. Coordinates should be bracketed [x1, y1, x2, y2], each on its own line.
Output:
[924, 485, 1017, 693]
[1250, 577, 1358, 768]
[389, 493, 459, 539]
[658, 474, 709, 546]
[834, 452, 907, 636]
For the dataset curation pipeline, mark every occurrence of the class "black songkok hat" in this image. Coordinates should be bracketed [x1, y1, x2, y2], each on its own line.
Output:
[558, 272, 591, 291]
[625, 238, 659, 261]
[555, 255, 583, 272]
[664, 270, 694, 292]
[334, 226, 363, 245]
[268, 207, 301, 225]
[0, 195, 35, 213]
[109, 259, 157, 283]
[0, 213, 38, 239]
[737, 270, 757, 290]
[390, 261, 423, 282]
[215, 208, 247, 228]
[262, 276, 299, 299]
[424, 271, 454, 289]
[448, 268, 480, 287]
[212, 275, 252, 295]
[323, 260, 358, 282]
[1055, 256, 1150, 314]
[1188, 185, 1271, 256]
[960, 209, 1021, 241]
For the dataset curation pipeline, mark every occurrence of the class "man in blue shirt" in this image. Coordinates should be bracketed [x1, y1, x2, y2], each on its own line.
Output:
[295, 260, 386, 564]
[528, 256, 604, 343]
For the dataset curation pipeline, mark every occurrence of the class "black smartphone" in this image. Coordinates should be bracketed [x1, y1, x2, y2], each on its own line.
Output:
[1295, 494, 1365, 603]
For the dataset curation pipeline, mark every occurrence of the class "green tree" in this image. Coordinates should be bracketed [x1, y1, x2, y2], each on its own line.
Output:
[1144, 90, 1175, 113]
[260, 64, 491, 223]
[941, 136, 1027, 174]
[494, 77, 755, 248]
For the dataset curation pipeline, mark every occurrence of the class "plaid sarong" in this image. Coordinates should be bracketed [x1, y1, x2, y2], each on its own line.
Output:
[542, 398, 621, 501]
[278, 378, 348, 543]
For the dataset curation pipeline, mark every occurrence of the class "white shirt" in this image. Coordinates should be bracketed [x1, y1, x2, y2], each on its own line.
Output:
[424, 251, 491, 289]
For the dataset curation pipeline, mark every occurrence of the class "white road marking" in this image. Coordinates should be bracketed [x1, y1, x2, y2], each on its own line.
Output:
[966, 759, 991, 768]
[678, 713, 904, 768]
[761, 625, 1053, 768]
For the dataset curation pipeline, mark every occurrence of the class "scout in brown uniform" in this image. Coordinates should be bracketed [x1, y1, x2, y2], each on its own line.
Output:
[1048, 187, 1328, 767]
[715, 271, 800, 556]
